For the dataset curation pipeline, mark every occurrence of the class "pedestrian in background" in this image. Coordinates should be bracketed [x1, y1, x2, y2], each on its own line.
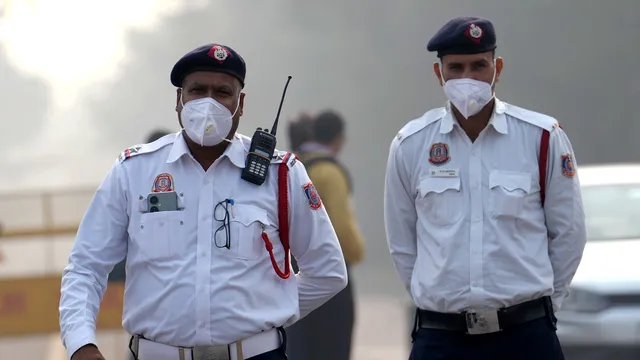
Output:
[287, 112, 315, 154]
[286, 110, 366, 360]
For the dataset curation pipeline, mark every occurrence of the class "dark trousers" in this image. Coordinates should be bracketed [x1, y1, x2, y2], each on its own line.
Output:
[286, 270, 355, 360]
[249, 348, 287, 360]
[410, 317, 564, 360]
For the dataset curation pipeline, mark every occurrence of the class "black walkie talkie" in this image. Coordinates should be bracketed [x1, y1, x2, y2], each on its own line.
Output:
[241, 76, 293, 185]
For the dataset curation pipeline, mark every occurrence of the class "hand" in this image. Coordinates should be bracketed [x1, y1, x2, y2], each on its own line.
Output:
[70, 344, 106, 360]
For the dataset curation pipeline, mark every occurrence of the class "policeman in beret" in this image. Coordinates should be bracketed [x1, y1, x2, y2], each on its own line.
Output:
[384, 17, 586, 359]
[60, 43, 348, 360]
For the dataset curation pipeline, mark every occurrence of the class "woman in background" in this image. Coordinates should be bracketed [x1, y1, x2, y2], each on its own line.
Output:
[286, 111, 366, 360]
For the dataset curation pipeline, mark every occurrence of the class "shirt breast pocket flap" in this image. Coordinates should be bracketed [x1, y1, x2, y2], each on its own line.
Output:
[489, 171, 532, 217]
[224, 204, 270, 261]
[417, 177, 462, 226]
[138, 210, 186, 262]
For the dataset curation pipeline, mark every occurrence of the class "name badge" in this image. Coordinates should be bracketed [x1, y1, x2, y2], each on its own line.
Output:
[429, 168, 459, 178]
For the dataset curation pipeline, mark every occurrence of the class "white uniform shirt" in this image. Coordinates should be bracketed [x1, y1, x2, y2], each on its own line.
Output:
[59, 132, 347, 359]
[384, 99, 586, 314]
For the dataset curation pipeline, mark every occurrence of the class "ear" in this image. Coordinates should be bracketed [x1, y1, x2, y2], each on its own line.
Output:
[175, 88, 182, 113]
[239, 92, 245, 117]
[175, 88, 183, 127]
[495, 57, 504, 83]
[433, 62, 444, 86]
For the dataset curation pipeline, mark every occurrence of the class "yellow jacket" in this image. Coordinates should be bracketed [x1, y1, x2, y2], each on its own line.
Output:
[301, 152, 365, 265]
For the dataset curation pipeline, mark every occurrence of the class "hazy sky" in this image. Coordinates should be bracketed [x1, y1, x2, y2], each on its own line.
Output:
[1, 1, 638, 191]
[1, 0, 638, 296]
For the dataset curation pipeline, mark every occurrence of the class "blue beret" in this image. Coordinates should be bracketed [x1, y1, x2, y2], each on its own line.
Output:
[427, 17, 497, 57]
[170, 43, 246, 88]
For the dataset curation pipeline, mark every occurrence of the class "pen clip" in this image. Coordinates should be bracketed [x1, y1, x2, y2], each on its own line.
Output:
[227, 199, 236, 218]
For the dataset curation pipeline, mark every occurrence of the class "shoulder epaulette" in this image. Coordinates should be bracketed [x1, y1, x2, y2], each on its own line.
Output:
[394, 107, 446, 144]
[117, 134, 175, 163]
[271, 150, 299, 168]
[503, 103, 559, 132]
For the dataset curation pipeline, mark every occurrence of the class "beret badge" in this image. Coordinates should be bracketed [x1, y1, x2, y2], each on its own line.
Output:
[465, 24, 484, 44]
[208, 45, 229, 64]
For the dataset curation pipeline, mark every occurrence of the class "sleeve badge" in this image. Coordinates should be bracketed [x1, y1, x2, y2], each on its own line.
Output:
[561, 154, 576, 178]
[302, 182, 322, 210]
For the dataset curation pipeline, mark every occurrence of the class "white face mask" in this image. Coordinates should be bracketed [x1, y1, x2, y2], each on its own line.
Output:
[180, 96, 240, 146]
[441, 62, 497, 119]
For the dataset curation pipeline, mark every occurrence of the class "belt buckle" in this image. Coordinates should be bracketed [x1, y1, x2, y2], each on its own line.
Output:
[193, 344, 231, 360]
[464, 309, 501, 335]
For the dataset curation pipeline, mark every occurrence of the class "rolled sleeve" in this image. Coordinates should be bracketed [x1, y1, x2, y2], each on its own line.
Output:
[64, 328, 97, 360]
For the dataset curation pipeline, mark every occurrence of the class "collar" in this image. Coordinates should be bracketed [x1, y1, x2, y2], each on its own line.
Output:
[166, 131, 247, 168]
[439, 98, 508, 135]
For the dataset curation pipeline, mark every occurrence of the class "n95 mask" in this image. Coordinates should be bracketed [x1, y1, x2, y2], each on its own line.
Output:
[181, 97, 239, 146]
[441, 62, 497, 119]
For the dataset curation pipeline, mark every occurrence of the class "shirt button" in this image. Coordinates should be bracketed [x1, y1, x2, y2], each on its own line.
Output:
[201, 252, 206, 257]
[199, 322, 205, 328]
[472, 183, 479, 189]
[471, 151, 477, 156]
[472, 249, 478, 254]
[472, 282, 478, 287]
[473, 216, 481, 222]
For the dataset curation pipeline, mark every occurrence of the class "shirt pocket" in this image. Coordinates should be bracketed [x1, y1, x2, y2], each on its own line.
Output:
[489, 170, 532, 218]
[216, 204, 270, 261]
[416, 177, 463, 226]
[138, 210, 186, 262]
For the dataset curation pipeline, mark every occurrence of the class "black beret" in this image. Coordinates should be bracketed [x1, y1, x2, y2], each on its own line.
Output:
[427, 17, 497, 57]
[170, 43, 246, 88]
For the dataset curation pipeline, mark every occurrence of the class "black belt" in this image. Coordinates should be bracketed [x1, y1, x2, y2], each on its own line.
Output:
[417, 296, 552, 335]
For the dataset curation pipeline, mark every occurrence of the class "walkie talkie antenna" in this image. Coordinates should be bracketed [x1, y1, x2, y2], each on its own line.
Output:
[270, 76, 292, 136]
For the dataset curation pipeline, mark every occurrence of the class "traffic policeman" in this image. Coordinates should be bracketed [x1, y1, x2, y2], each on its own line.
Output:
[59, 43, 348, 360]
[384, 17, 587, 360]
